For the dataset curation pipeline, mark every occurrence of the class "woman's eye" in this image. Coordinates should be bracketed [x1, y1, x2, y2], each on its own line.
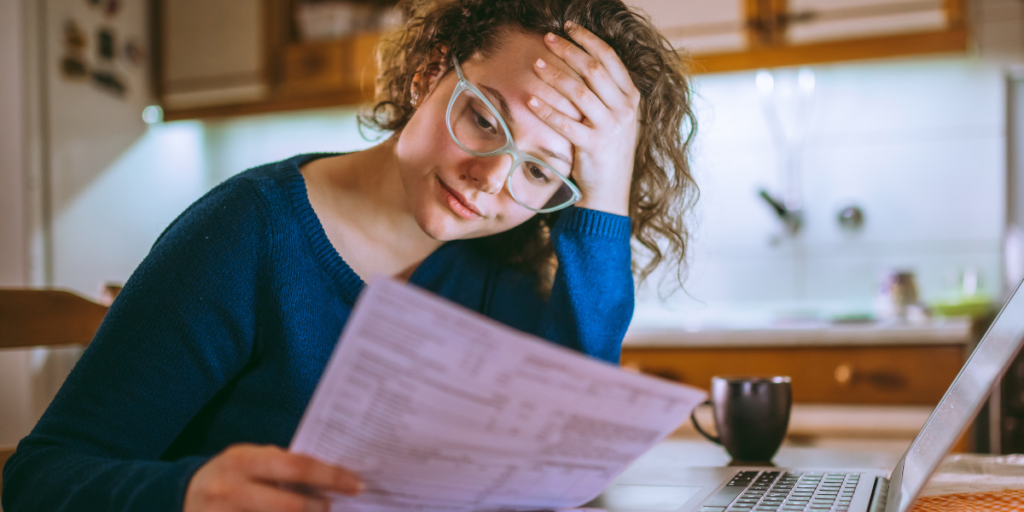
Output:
[526, 163, 551, 183]
[471, 108, 496, 133]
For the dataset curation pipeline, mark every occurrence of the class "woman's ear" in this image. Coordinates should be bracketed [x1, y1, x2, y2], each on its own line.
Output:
[411, 47, 449, 106]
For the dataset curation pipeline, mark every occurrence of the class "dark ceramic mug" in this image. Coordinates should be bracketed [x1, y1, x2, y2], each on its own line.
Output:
[690, 376, 792, 463]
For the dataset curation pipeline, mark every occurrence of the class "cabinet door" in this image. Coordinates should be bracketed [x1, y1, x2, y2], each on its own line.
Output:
[161, 0, 270, 109]
[621, 345, 967, 405]
[626, 0, 748, 54]
[784, 0, 952, 45]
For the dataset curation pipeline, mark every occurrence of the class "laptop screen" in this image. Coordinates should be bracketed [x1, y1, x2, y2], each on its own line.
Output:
[888, 278, 1024, 512]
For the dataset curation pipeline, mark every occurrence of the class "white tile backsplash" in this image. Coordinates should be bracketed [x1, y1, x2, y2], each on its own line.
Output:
[808, 60, 1005, 138]
[52, 122, 209, 298]
[802, 136, 1005, 242]
[639, 57, 1008, 320]
[203, 107, 376, 186]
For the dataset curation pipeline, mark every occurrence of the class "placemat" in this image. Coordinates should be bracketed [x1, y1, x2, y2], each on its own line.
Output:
[911, 454, 1024, 511]
[910, 489, 1024, 511]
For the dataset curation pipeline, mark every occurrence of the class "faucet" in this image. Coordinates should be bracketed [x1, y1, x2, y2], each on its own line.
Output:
[759, 189, 802, 236]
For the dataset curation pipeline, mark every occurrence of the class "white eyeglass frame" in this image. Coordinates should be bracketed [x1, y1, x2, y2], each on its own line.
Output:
[444, 55, 581, 213]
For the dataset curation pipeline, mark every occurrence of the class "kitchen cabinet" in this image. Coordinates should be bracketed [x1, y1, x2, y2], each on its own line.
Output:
[783, 0, 954, 45]
[627, 0, 967, 73]
[621, 318, 980, 450]
[993, 344, 1024, 454]
[621, 344, 967, 405]
[620, 319, 975, 405]
[161, 0, 381, 121]
[624, 0, 749, 55]
[161, 0, 967, 120]
[159, 0, 273, 110]
[279, 33, 379, 98]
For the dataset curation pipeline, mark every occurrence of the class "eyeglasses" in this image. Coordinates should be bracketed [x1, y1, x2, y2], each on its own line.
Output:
[445, 56, 581, 213]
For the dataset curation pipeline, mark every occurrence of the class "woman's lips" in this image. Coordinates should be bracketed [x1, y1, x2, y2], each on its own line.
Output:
[438, 177, 484, 220]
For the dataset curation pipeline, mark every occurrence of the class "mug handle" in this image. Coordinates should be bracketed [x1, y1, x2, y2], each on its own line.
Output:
[690, 400, 721, 445]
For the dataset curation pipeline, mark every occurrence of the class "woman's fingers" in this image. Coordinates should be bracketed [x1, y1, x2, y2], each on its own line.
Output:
[527, 94, 591, 147]
[186, 445, 360, 512]
[528, 62, 584, 122]
[534, 56, 610, 125]
[236, 445, 365, 496]
[564, 21, 641, 105]
[234, 479, 332, 512]
[541, 33, 621, 113]
[541, 30, 630, 114]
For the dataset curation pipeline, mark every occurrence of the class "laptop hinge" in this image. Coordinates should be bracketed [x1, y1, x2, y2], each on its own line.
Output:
[868, 476, 890, 512]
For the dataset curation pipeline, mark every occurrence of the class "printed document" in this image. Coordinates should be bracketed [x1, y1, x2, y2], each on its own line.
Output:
[290, 279, 707, 511]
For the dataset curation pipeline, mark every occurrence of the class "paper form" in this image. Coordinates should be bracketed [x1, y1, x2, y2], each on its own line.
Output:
[290, 279, 707, 512]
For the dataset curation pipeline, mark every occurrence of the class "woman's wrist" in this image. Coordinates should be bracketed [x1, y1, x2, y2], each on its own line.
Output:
[554, 204, 632, 240]
[574, 187, 630, 217]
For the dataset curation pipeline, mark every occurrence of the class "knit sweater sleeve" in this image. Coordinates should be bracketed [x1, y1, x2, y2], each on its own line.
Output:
[1, 178, 270, 512]
[488, 207, 633, 364]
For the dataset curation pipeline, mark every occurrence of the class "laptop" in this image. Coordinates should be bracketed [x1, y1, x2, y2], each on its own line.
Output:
[586, 277, 1024, 512]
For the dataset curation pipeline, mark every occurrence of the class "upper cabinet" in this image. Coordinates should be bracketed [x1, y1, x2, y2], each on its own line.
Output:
[782, 0, 954, 45]
[627, 0, 749, 54]
[627, 0, 967, 73]
[159, 0, 272, 111]
[160, 0, 968, 120]
[160, 0, 389, 121]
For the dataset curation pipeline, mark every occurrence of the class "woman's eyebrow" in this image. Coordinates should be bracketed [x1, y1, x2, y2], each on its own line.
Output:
[539, 147, 573, 167]
[480, 85, 515, 129]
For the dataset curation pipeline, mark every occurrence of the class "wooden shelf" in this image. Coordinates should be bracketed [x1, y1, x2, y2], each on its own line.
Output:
[692, 28, 969, 74]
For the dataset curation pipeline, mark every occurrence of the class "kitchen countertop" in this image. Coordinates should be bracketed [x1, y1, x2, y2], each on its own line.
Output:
[624, 316, 974, 348]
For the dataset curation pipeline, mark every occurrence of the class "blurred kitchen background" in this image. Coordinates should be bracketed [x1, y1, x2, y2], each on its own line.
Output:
[1, 0, 1024, 458]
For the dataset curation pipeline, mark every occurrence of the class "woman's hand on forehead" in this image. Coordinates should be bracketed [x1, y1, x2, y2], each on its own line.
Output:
[529, 59, 585, 123]
[527, 21, 640, 217]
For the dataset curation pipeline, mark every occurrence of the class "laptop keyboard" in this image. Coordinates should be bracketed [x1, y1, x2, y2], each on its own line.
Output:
[700, 470, 862, 512]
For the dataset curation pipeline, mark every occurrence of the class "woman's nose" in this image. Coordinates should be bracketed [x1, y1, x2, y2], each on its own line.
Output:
[464, 154, 509, 195]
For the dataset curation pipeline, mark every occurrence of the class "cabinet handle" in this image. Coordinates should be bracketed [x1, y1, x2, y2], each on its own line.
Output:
[834, 363, 907, 390]
[834, 363, 854, 387]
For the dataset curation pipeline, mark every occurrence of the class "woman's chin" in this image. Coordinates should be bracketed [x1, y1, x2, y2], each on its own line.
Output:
[414, 209, 474, 241]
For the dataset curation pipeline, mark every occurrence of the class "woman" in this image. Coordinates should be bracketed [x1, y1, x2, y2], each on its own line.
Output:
[1, 0, 696, 510]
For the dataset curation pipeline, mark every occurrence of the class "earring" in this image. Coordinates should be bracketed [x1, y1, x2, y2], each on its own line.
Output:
[411, 90, 420, 107]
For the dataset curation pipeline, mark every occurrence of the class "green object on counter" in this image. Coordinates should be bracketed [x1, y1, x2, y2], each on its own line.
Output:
[830, 312, 876, 324]
[929, 295, 994, 318]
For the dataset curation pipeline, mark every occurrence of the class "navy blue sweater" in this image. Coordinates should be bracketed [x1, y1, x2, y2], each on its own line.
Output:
[2, 154, 634, 512]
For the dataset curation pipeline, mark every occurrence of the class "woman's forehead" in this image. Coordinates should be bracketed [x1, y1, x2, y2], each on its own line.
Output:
[465, 31, 583, 83]
[459, 36, 576, 164]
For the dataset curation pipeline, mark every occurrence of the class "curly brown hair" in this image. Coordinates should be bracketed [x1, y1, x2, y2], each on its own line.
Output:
[359, 0, 698, 292]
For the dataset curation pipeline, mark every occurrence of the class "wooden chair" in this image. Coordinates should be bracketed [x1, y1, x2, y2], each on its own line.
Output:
[0, 289, 109, 494]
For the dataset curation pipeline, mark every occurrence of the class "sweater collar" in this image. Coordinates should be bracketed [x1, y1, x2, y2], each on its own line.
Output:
[279, 153, 458, 305]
